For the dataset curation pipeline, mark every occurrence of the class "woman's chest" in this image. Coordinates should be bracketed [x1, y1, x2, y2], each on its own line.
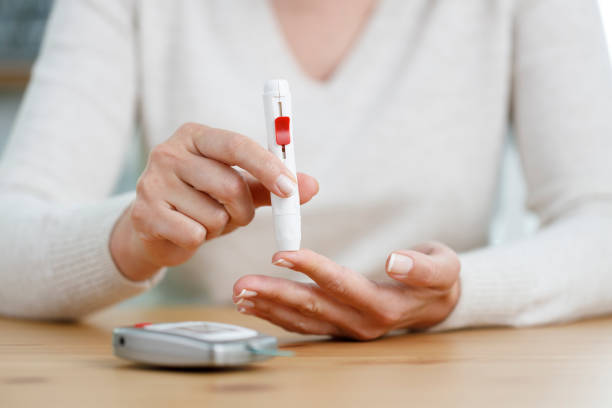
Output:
[137, 0, 515, 221]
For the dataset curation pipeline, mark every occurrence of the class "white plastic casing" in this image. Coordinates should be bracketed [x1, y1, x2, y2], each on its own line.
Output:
[263, 79, 301, 251]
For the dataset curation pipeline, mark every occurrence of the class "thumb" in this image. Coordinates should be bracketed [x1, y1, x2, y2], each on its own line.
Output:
[385, 242, 460, 289]
[247, 172, 319, 208]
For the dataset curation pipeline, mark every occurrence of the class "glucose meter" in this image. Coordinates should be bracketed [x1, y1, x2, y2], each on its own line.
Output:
[113, 321, 285, 367]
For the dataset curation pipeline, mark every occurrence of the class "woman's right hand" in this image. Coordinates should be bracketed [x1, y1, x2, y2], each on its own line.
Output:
[110, 123, 319, 282]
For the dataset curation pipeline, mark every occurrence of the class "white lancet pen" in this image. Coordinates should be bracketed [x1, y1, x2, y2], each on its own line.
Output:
[263, 79, 301, 251]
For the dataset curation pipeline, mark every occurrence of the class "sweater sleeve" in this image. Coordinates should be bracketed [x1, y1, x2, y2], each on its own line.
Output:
[0, 0, 164, 320]
[433, 0, 612, 330]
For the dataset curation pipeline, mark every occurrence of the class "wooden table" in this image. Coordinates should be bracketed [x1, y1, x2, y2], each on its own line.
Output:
[2, 307, 612, 407]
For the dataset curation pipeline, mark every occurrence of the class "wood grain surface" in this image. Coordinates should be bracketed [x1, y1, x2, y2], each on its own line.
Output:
[2, 306, 612, 407]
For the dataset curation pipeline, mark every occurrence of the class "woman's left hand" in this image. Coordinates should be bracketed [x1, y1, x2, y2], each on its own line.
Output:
[232, 242, 461, 340]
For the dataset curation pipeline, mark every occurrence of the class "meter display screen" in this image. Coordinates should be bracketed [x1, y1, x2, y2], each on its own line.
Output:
[142, 322, 259, 342]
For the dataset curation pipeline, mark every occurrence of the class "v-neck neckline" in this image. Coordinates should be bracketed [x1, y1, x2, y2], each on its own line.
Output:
[259, 0, 391, 92]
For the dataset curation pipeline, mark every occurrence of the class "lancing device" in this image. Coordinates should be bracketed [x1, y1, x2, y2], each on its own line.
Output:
[263, 79, 301, 251]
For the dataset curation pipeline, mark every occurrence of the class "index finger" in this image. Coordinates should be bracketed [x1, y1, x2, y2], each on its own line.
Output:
[271, 249, 381, 312]
[186, 124, 297, 198]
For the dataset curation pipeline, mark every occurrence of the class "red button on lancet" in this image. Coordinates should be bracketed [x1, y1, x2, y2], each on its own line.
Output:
[274, 116, 291, 146]
[133, 322, 152, 328]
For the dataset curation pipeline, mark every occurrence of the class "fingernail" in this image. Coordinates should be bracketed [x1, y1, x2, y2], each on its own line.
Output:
[275, 174, 297, 197]
[273, 258, 295, 268]
[387, 253, 414, 276]
[236, 289, 258, 298]
[235, 298, 255, 308]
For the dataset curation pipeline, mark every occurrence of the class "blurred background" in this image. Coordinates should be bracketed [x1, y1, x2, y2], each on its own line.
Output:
[0, 0, 611, 304]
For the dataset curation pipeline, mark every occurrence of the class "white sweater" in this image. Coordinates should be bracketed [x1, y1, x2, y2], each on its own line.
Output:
[1, 0, 612, 330]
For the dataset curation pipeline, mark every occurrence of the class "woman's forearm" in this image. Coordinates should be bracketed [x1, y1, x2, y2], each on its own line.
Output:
[432, 204, 612, 331]
[0, 192, 165, 320]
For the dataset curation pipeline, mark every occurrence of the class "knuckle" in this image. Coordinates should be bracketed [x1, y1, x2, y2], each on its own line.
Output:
[424, 240, 443, 253]
[205, 208, 229, 237]
[323, 267, 349, 295]
[233, 206, 255, 228]
[427, 240, 443, 248]
[299, 296, 322, 317]
[326, 278, 346, 296]
[421, 257, 438, 286]
[134, 174, 148, 197]
[213, 208, 230, 227]
[205, 207, 230, 234]
[130, 201, 149, 229]
[277, 321, 302, 335]
[254, 300, 271, 314]
[242, 205, 256, 225]
[150, 143, 178, 165]
[135, 230, 156, 243]
[374, 308, 402, 328]
[225, 133, 251, 160]
[183, 226, 206, 249]
[177, 122, 201, 136]
[262, 154, 282, 177]
[290, 321, 309, 334]
[233, 275, 258, 293]
[135, 172, 164, 200]
[135, 177, 149, 198]
[352, 326, 383, 342]
[222, 174, 245, 201]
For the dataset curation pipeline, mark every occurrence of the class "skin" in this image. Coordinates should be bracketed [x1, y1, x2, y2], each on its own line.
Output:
[233, 243, 460, 340]
[271, 0, 378, 81]
[110, 0, 461, 339]
[109, 123, 319, 281]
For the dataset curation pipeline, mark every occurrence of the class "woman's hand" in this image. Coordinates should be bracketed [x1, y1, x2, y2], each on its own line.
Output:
[233, 242, 460, 340]
[110, 123, 319, 281]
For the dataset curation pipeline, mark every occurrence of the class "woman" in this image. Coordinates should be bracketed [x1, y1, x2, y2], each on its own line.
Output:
[0, 0, 611, 340]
